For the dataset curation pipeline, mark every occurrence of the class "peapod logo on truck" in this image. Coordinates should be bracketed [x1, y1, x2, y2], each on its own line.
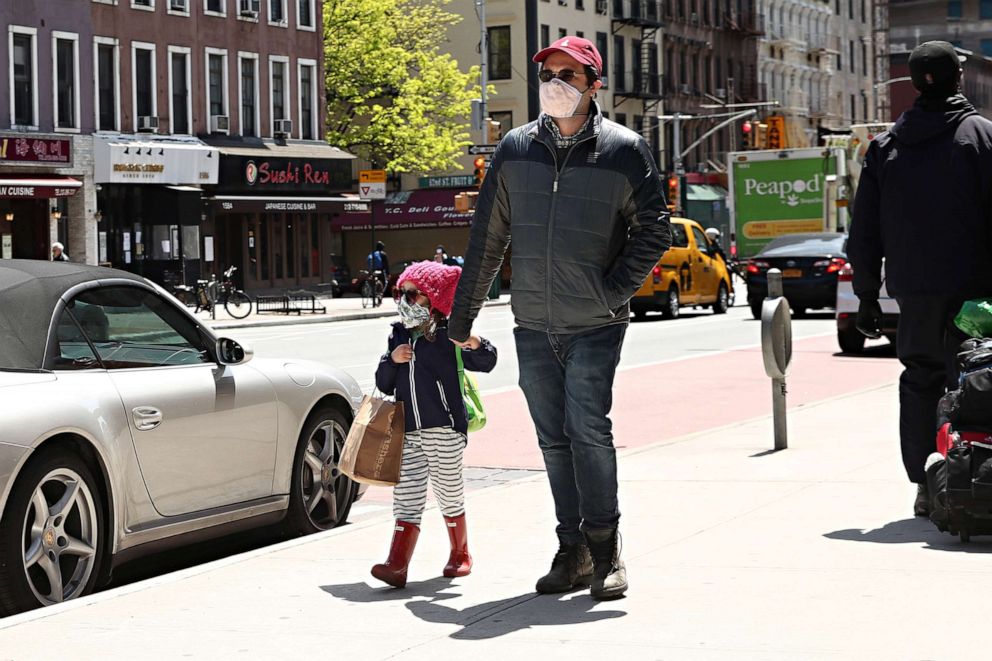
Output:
[742, 173, 823, 208]
[732, 152, 837, 257]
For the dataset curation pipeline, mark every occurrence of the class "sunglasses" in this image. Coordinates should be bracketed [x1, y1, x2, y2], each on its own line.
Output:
[538, 68, 585, 83]
[393, 287, 422, 304]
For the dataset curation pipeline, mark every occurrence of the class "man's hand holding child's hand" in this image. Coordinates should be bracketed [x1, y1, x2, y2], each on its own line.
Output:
[450, 336, 482, 350]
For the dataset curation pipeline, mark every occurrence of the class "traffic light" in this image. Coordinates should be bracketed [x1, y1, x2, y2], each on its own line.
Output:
[486, 119, 502, 144]
[741, 120, 753, 149]
[667, 175, 680, 213]
[473, 157, 487, 186]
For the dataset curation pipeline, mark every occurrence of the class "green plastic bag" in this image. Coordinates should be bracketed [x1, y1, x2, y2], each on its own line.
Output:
[455, 346, 486, 433]
[955, 298, 992, 338]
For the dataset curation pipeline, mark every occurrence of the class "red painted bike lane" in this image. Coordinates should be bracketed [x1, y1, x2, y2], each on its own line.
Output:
[359, 335, 902, 505]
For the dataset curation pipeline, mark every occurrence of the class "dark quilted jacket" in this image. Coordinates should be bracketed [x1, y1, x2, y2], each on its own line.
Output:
[448, 103, 672, 340]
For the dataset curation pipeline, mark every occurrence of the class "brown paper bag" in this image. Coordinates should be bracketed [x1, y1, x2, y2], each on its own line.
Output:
[339, 395, 405, 486]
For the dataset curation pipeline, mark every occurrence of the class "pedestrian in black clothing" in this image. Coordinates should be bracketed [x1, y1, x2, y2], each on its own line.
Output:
[848, 41, 992, 516]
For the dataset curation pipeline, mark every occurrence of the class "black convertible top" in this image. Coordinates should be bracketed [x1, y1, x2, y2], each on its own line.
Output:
[0, 260, 147, 370]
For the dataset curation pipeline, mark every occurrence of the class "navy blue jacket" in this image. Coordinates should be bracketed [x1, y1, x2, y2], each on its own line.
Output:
[375, 322, 497, 435]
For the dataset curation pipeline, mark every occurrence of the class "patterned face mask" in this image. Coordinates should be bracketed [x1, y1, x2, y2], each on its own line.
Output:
[397, 295, 431, 329]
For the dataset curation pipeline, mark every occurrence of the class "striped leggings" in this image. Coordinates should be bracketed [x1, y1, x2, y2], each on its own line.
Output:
[393, 426, 466, 526]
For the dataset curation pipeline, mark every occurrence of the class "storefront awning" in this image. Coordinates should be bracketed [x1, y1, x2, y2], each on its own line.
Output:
[93, 133, 218, 185]
[0, 176, 81, 198]
[687, 183, 728, 202]
[330, 189, 474, 232]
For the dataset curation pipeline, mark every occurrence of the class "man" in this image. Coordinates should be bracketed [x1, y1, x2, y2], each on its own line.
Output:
[849, 41, 992, 516]
[367, 241, 390, 288]
[51, 242, 69, 262]
[448, 36, 671, 600]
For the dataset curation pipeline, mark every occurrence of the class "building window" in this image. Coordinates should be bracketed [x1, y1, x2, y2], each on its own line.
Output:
[488, 26, 511, 80]
[632, 40, 642, 91]
[168, 0, 189, 13]
[207, 48, 228, 125]
[169, 49, 190, 134]
[596, 32, 609, 87]
[559, 28, 568, 39]
[10, 29, 37, 127]
[613, 35, 625, 91]
[270, 57, 289, 133]
[54, 35, 79, 130]
[982, 0, 992, 18]
[269, 0, 286, 23]
[95, 40, 119, 131]
[616, 112, 626, 127]
[982, 38, 992, 57]
[297, 0, 314, 27]
[577, 0, 584, 8]
[133, 44, 156, 124]
[299, 60, 316, 139]
[491, 110, 513, 137]
[647, 43, 659, 95]
[206, 0, 224, 12]
[861, 42, 868, 75]
[541, 24, 550, 49]
[576, 31, 584, 38]
[132, 0, 154, 8]
[948, 0, 962, 18]
[849, 41, 855, 72]
[240, 55, 258, 137]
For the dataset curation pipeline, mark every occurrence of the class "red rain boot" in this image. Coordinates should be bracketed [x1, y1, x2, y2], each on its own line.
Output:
[371, 521, 420, 588]
[442, 514, 473, 578]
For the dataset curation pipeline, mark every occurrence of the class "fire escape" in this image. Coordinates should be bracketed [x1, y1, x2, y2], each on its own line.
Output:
[611, 0, 664, 141]
[873, 0, 890, 121]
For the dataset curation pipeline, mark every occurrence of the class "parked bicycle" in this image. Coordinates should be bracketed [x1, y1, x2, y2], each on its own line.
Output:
[172, 266, 253, 319]
[360, 269, 385, 309]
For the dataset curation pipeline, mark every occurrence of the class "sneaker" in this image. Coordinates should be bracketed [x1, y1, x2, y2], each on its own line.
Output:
[535, 541, 593, 594]
[914, 483, 930, 517]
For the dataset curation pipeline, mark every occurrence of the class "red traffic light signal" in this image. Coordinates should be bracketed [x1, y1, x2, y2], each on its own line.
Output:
[473, 157, 487, 186]
[742, 120, 753, 134]
[667, 175, 680, 212]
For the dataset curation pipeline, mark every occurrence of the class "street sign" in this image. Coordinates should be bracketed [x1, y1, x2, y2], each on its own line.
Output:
[467, 144, 497, 155]
[418, 175, 477, 189]
[359, 169, 386, 200]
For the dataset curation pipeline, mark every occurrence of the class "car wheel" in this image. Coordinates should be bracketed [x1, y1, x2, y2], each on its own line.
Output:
[713, 283, 730, 315]
[661, 286, 680, 319]
[750, 300, 762, 320]
[285, 405, 357, 535]
[0, 449, 104, 616]
[838, 326, 866, 354]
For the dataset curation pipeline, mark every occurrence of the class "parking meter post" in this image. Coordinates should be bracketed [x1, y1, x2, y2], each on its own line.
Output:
[208, 274, 218, 321]
[761, 268, 792, 450]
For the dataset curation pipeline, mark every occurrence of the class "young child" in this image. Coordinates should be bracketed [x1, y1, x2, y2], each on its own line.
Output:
[372, 261, 497, 588]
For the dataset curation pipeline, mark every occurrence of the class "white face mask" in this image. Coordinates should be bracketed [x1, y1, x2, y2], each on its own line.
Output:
[539, 78, 586, 118]
[397, 295, 431, 329]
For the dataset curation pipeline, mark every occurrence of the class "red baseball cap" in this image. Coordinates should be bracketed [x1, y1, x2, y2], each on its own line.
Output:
[532, 36, 603, 75]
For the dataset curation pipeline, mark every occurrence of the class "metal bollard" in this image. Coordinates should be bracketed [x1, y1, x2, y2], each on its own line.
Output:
[208, 274, 219, 321]
[761, 269, 793, 450]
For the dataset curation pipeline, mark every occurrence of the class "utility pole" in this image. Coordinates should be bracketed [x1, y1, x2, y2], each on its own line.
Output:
[477, 0, 488, 133]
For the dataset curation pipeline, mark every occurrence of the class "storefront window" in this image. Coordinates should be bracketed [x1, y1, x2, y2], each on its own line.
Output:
[285, 216, 295, 279]
[151, 225, 174, 260]
[260, 215, 269, 280]
[311, 214, 320, 277]
[273, 216, 283, 279]
[182, 226, 200, 260]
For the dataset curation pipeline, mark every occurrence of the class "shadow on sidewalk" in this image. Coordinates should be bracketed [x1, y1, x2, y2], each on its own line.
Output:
[321, 578, 626, 639]
[824, 518, 992, 552]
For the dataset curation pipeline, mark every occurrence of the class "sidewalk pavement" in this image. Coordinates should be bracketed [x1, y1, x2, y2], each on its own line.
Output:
[197, 293, 512, 331]
[3, 382, 987, 659]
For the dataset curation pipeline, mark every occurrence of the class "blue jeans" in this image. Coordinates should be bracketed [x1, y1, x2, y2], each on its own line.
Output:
[514, 324, 626, 543]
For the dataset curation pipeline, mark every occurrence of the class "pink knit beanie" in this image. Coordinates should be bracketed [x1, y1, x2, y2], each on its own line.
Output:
[396, 261, 462, 317]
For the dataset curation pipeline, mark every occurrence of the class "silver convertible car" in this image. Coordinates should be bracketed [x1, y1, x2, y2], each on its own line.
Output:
[0, 260, 364, 615]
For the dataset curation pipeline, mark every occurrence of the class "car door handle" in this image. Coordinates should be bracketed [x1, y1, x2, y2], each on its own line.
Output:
[132, 406, 163, 431]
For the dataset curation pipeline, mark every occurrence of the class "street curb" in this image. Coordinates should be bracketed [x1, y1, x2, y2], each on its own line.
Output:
[208, 298, 512, 331]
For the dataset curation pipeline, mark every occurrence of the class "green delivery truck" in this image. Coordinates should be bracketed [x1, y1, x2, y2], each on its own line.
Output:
[727, 147, 848, 260]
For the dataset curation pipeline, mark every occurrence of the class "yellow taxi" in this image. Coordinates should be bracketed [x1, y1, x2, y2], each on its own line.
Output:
[630, 217, 733, 319]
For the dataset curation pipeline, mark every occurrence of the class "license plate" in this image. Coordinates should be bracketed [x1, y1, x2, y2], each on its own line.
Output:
[783, 268, 803, 278]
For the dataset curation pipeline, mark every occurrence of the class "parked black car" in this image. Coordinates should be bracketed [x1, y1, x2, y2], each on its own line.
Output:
[744, 233, 847, 319]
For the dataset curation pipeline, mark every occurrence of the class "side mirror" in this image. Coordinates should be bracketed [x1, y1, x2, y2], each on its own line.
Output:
[217, 337, 253, 365]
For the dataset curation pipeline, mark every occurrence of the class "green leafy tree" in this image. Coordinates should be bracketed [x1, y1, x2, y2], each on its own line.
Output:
[323, 0, 481, 174]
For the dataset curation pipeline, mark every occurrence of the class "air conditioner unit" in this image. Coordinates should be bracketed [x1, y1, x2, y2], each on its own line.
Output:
[170, 0, 187, 10]
[211, 115, 230, 134]
[239, 0, 257, 17]
[595, 0, 607, 13]
[680, 83, 692, 95]
[274, 118, 293, 136]
[137, 116, 159, 133]
[715, 87, 726, 99]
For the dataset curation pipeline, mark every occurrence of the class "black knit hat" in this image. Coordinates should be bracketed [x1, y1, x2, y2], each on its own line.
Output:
[909, 41, 965, 97]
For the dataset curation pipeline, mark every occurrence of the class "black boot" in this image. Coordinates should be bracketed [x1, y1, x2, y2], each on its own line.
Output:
[583, 527, 628, 600]
[535, 539, 593, 594]
[914, 483, 930, 517]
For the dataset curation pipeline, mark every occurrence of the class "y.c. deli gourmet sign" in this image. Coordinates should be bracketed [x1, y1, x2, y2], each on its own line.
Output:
[218, 155, 352, 194]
